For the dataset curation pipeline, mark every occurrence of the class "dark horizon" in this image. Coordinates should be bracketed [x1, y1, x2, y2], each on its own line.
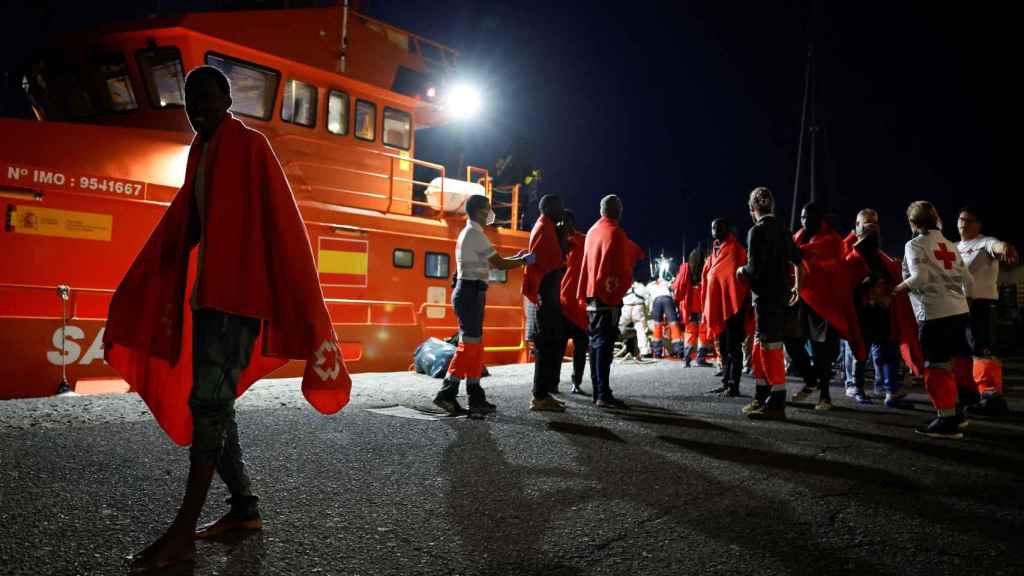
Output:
[1, 0, 1014, 266]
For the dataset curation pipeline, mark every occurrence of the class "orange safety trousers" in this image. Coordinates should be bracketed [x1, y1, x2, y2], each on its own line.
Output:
[923, 367, 957, 414]
[973, 357, 1003, 395]
[752, 340, 786, 389]
[448, 341, 484, 380]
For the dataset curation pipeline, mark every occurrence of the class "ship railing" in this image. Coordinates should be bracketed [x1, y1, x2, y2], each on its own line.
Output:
[280, 149, 451, 218]
[277, 134, 522, 232]
[489, 183, 521, 232]
[463, 166, 520, 232]
[414, 302, 526, 353]
[0, 282, 113, 321]
[359, 13, 458, 69]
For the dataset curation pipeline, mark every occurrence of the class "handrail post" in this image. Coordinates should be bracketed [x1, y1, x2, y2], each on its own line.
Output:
[511, 183, 520, 232]
[439, 166, 445, 221]
[385, 156, 395, 213]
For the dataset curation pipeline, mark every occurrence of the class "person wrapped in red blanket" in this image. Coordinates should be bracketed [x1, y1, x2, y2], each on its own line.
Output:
[702, 219, 752, 396]
[524, 195, 568, 405]
[843, 216, 923, 408]
[559, 210, 590, 394]
[786, 202, 866, 411]
[673, 248, 709, 366]
[108, 68, 351, 571]
[577, 195, 645, 408]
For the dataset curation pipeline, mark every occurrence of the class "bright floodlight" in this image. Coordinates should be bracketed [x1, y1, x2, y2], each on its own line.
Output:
[656, 255, 673, 280]
[445, 84, 482, 120]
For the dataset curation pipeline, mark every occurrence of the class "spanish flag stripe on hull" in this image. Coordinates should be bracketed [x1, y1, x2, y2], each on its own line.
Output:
[320, 272, 368, 285]
[318, 237, 369, 287]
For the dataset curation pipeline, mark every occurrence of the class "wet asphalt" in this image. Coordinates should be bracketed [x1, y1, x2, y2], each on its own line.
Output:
[1, 358, 1022, 576]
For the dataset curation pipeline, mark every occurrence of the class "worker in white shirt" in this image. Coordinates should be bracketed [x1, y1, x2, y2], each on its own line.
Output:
[433, 195, 536, 416]
[956, 206, 1018, 415]
[646, 274, 685, 358]
[893, 201, 974, 439]
[619, 281, 651, 359]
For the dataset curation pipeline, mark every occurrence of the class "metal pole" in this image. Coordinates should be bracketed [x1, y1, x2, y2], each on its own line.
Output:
[340, 0, 350, 74]
[791, 44, 813, 230]
[809, 47, 817, 206]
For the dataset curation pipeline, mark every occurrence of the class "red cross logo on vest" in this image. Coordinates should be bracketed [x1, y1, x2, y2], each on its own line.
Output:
[934, 242, 956, 270]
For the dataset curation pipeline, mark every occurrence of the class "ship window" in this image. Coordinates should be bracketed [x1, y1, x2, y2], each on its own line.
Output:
[383, 107, 411, 150]
[327, 90, 349, 135]
[96, 53, 138, 112]
[424, 252, 449, 279]
[354, 99, 376, 141]
[281, 79, 317, 127]
[393, 248, 414, 269]
[489, 268, 507, 284]
[204, 52, 279, 120]
[137, 47, 185, 108]
[27, 51, 140, 120]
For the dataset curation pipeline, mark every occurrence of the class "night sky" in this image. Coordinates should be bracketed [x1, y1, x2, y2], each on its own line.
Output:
[2, 0, 1014, 268]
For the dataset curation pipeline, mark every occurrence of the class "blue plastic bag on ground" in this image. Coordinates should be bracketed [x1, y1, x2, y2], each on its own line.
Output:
[414, 337, 456, 378]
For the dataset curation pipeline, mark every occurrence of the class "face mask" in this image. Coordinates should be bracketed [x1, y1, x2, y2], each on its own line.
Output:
[855, 222, 875, 238]
[854, 223, 880, 254]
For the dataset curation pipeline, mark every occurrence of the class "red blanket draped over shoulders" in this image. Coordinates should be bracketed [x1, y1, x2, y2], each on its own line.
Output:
[845, 248, 924, 375]
[702, 234, 751, 339]
[577, 217, 645, 306]
[672, 264, 702, 317]
[794, 222, 867, 361]
[523, 214, 565, 304]
[842, 231, 857, 256]
[560, 232, 588, 330]
[103, 116, 351, 446]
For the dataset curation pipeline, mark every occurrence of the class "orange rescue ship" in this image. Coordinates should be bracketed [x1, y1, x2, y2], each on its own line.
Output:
[0, 5, 530, 398]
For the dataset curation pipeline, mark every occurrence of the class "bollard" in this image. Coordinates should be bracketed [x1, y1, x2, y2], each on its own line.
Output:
[55, 284, 74, 396]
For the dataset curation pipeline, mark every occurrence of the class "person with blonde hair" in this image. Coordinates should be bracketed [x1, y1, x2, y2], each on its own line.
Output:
[736, 187, 803, 419]
[893, 201, 974, 438]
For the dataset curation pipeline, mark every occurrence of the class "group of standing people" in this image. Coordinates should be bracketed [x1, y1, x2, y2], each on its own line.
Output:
[437, 184, 1018, 442]
[735, 188, 1017, 439]
[434, 193, 644, 415]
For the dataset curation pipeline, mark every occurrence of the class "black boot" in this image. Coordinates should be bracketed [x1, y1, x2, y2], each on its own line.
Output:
[433, 378, 465, 415]
[682, 345, 693, 367]
[742, 385, 771, 413]
[466, 380, 495, 415]
[748, 389, 787, 420]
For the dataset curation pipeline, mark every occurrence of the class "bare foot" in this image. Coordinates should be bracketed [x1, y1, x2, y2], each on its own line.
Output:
[128, 529, 195, 573]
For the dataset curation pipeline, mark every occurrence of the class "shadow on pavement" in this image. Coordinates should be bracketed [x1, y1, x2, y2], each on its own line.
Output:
[441, 419, 586, 576]
[657, 435, 918, 490]
[788, 418, 1024, 470]
[547, 421, 626, 443]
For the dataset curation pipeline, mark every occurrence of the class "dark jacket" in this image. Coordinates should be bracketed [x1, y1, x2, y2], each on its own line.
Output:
[740, 214, 801, 305]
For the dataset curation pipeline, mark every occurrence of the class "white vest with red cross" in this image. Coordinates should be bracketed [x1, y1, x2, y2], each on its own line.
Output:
[901, 229, 973, 323]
